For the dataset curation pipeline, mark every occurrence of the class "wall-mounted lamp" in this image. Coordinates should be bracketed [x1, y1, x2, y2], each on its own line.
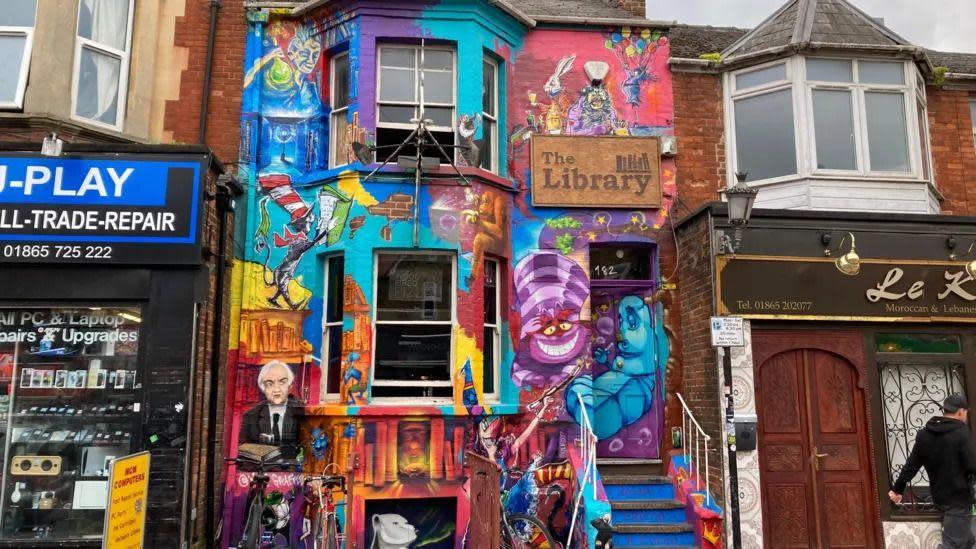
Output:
[717, 172, 758, 254]
[41, 133, 62, 157]
[948, 238, 976, 279]
[822, 232, 860, 276]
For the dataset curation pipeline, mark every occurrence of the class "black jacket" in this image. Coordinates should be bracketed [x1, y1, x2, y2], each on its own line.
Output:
[892, 416, 976, 508]
[238, 396, 303, 459]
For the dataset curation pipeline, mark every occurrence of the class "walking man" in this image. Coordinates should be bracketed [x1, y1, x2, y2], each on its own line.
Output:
[889, 393, 976, 548]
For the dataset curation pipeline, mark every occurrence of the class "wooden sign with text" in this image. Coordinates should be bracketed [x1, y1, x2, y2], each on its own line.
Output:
[530, 135, 661, 208]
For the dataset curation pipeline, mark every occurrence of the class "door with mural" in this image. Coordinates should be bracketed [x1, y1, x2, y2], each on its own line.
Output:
[753, 330, 880, 549]
[589, 284, 663, 459]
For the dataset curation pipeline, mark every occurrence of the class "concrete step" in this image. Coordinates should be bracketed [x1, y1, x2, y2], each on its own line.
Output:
[611, 523, 696, 547]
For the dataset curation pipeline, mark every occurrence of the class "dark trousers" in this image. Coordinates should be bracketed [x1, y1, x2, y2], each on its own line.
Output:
[939, 506, 975, 549]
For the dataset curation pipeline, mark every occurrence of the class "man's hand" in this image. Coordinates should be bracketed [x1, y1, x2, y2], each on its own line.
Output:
[888, 490, 903, 504]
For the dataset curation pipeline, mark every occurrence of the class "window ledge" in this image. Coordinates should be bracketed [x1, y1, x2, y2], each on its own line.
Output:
[304, 402, 520, 417]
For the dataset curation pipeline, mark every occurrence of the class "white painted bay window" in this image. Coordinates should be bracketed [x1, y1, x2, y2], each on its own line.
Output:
[329, 52, 350, 168]
[729, 61, 798, 182]
[321, 255, 344, 401]
[0, 0, 36, 109]
[481, 55, 499, 172]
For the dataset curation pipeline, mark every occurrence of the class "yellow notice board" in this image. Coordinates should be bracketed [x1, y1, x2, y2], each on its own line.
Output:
[102, 451, 150, 549]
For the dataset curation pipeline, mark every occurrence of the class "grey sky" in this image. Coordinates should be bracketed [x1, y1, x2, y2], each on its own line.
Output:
[648, 0, 976, 53]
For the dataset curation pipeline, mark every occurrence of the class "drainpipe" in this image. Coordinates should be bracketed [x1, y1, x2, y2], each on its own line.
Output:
[199, 0, 222, 143]
[204, 175, 235, 546]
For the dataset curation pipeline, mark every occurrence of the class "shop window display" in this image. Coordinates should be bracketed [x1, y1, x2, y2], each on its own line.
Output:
[0, 306, 141, 540]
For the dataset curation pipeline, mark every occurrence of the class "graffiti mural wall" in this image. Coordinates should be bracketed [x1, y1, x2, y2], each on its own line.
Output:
[226, 3, 678, 548]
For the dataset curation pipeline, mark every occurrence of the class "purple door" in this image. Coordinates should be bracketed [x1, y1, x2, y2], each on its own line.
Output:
[589, 287, 663, 459]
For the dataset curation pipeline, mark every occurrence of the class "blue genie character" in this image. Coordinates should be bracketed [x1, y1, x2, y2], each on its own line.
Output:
[567, 295, 655, 438]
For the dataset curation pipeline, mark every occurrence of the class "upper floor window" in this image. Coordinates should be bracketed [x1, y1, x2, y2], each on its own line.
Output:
[375, 44, 455, 164]
[72, 0, 133, 130]
[0, 0, 36, 109]
[321, 255, 344, 401]
[728, 57, 930, 184]
[481, 55, 499, 173]
[970, 99, 976, 150]
[482, 258, 500, 401]
[329, 52, 350, 168]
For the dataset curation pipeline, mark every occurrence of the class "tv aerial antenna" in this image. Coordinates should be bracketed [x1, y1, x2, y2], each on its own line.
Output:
[351, 38, 474, 247]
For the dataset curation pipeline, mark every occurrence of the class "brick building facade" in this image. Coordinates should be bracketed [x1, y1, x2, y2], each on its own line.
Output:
[0, 1, 246, 547]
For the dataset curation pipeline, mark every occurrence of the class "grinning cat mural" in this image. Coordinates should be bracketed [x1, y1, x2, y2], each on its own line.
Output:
[225, 2, 683, 548]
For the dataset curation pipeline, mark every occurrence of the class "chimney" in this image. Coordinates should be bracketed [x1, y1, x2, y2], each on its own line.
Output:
[608, 0, 646, 18]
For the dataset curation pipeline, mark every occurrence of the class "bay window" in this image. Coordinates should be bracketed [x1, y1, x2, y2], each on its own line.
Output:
[321, 255, 344, 401]
[728, 56, 932, 184]
[72, 0, 134, 130]
[481, 55, 499, 172]
[482, 259, 500, 401]
[372, 253, 455, 400]
[329, 53, 350, 168]
[376, 45, 456, 164]
[729, 61, 798, 182]
[0, 0, 36, 109]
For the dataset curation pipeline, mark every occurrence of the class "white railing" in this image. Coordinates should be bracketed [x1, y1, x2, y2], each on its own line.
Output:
[567, 392, 597, 543]
[676, 392, 713, 507]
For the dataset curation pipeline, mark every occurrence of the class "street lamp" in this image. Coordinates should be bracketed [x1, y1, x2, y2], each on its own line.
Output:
[718, 172, 758, 254]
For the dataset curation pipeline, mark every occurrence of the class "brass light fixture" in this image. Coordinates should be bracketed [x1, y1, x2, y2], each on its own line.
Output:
[820, 233, 861, 276]
[949, 239, 976, 279]
[831, 232, 860, 276]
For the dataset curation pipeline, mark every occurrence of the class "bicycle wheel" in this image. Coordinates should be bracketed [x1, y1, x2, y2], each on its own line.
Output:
[239, 497, 263, 549]
[501, 513, 557, 549]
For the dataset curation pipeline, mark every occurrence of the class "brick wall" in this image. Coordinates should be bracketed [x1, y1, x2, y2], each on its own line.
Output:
[927, 87, 976, 215]
[165, 0, 246, 163]
[675, 211, 724, 499]
[672, 71, 727, 212]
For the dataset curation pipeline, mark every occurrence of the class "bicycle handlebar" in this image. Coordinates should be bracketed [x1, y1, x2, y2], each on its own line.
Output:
[304, 475, 346, 492]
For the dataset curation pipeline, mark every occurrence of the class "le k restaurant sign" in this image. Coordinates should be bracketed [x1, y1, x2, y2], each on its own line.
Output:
[530, 135, 661, 208]
[717, 256, 976, 322]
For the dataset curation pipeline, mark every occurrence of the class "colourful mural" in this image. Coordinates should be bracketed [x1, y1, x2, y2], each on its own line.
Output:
[227, 3, 680, 548]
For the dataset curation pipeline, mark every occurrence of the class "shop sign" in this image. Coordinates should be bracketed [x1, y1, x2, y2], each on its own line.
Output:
[718, 256, 976, 322]
[0, 153, 205, 264]
[530, 135, 661, 208]
[103, 451, 150, 549]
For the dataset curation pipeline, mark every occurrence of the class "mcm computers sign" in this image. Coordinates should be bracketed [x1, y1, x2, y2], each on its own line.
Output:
[0, 153, 206, 264]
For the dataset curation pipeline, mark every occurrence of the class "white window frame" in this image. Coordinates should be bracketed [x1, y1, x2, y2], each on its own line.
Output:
[375, 44, 456, 162]
[320, 254, 344, 402]
[725, 58, 801, 186]
[329, 52, 350, 169]
[481, 55, 499, 173]
[482, 258, 500, 402]
[970, 98, 976, 150]
[0, 2, 37, 109]
[370, 250, 457, 404]
[725, 55, 931, 186]
[70, 0, 135, 131]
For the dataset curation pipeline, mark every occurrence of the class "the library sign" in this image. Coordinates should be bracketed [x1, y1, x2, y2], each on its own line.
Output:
[0, 152, 206, 264]
[717, 256, 976, 322]
[530, 135, 661, 208]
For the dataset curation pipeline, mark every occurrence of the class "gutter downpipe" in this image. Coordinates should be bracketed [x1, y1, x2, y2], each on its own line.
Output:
[199, 0, 222, 144]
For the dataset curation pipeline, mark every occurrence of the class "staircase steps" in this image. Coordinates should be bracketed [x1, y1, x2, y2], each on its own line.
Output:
[602, 470, 696, 548]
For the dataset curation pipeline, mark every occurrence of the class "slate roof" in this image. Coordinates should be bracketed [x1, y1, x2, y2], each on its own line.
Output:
[668, 25, 748, 59]
[724, 0, 909, 58]
[928, 51, 976, 76]
[517, 0, 645, 20]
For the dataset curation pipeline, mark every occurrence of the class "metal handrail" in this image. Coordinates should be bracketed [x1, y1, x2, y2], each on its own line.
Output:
[567, 392, 597, 544]
[675, 392, 712, 506]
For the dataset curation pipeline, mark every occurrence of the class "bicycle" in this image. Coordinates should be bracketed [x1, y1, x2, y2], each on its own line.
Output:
[226, 452, 301, 549]
[500, 510, 557, 549]
[303, 464, 347, 549]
